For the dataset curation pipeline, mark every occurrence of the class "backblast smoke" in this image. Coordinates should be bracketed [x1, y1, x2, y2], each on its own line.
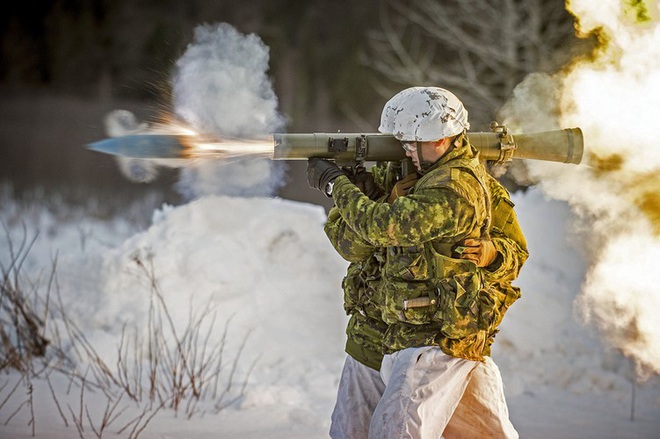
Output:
[171, 23, 285, 199]
[108, 23, 286, 198]
[501, 0, 660, 376]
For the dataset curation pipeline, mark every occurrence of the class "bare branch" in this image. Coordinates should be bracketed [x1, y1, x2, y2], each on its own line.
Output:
[365, 0, 576, 126]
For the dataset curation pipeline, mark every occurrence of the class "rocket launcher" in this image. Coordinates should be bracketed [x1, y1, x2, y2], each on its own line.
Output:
[273, 124, 584, 173]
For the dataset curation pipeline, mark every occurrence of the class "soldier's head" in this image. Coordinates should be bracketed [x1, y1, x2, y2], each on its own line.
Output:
[379, 86, 469, 171]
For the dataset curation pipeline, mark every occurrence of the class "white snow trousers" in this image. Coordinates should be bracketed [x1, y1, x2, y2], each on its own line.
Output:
[330, 347, 518, 439]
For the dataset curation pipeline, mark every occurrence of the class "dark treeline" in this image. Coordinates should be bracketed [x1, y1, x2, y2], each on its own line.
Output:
[0, 1, 583, 204]
[1, 0, 583, 131]
[1, 0, 387, 131]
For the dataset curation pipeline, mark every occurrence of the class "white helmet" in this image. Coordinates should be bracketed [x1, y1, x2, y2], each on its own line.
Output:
[378, 86, 470, 141]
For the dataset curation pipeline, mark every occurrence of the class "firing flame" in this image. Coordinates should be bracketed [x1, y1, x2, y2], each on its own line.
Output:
[520, 0, 660, 376]
[186, 137, 275, 160]
[151, 118, 275, 160]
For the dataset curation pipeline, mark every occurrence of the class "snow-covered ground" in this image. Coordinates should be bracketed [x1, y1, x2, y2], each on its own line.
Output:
[3, 1, 660, 436]
[1, 183, 659, 439]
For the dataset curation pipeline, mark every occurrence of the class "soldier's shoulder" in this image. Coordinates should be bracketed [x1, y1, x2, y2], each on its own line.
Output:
[418, 167, 453, 188]
[417, 164, 485, 205]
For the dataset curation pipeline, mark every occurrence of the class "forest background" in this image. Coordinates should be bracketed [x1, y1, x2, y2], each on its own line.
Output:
[0, 0, 583, 208]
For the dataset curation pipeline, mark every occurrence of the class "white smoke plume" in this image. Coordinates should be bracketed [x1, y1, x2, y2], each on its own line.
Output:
[103, 24, 286, 195]
[501, 0, 660, 376]
[172, 23, 285, 138]
[171, 23, 286, 198]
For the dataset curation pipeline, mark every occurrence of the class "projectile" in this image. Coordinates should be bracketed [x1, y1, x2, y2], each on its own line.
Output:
[87, 134, 189, 159]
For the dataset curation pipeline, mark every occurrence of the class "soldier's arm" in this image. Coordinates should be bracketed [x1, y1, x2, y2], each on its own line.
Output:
[457, 176, 528, 281]
[486, 219, 528, 283]
[486, 178, 529, 281]
[324, 206, 376, 262]
[482, 177, 529, 283]
[324, 165, 389, 262]
[331, 175, 477, 247]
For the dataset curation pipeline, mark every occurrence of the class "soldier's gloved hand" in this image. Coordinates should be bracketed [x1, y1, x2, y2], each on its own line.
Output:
[354, 169, 383, 200]
[387, 173, 419, 203]
[458, 238, 498, 267]
[307, 158, 346, 196]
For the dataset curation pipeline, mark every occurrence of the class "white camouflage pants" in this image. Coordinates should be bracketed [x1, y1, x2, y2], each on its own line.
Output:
[330, 347, 518, 439]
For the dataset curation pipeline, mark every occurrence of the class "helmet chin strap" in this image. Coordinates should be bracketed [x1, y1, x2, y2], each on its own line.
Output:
[417, 141, 425, 164]
[418, 137, 459, 173]
[417, 141, 435, 173]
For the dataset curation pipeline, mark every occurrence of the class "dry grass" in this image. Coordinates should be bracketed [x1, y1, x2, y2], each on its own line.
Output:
[0, 222, 253, 437]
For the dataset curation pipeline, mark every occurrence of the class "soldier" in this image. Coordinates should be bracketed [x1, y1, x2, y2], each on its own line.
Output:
[307, 86, 528, 438]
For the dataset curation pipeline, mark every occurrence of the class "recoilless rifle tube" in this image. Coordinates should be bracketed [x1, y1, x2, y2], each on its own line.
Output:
[273, 126, 584, 166]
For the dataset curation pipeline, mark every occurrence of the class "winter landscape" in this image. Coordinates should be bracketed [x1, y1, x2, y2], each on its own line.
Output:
[1, 172, 660, 439]
[2, 1, 660, 438]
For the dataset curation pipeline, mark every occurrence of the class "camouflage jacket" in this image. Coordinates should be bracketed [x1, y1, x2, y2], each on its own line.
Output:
[326, 139, 528, 365]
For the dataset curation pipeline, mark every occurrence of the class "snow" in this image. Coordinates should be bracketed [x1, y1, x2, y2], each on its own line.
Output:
[1, 185, 660, 439]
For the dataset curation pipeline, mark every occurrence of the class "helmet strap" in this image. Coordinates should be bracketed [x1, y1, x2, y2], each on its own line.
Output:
[419, 137, 458, 173]
[417, 141, 425, 164]
[419, 141, 440, 173]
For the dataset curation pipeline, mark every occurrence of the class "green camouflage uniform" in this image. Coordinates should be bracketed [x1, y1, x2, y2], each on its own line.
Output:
[325, 138, 528, 368]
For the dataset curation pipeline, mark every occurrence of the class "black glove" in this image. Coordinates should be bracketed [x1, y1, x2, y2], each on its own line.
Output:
[307, 158, 345, 196]
[354, 168, 383, 200]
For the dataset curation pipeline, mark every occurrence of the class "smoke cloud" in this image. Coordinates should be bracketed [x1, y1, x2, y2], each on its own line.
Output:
[172, 23, 285, 138]
[171, 23, 286, 198]
[501, 0, 660, 376]
[104, 24, 286, 196]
